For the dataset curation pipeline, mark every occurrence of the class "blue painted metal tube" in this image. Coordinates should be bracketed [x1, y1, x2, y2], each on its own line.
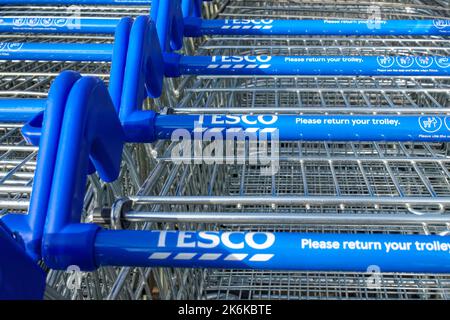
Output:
[0, 99, 45, 122]
[0, 42, 113, 61]
[95, 230, 450, 273]
[196, 19, 450, 36]
[0, 0, 151, 4]
[0, 17, 119, 34]
[154, 114, 450, 142]
[178, 55, 450, 76]
[11, 110, 450, 142]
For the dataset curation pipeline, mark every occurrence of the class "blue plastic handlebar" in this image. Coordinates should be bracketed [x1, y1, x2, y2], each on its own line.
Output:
[184, 18, 450, 36]
[0, 17, 119, 34]
[95, 230, 450, 273]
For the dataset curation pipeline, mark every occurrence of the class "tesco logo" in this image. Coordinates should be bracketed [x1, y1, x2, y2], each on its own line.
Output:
[211, 55, 272, 63]
[226, 19, 274, 25]
[198, 114, 278, 125]
[154, 231, 276, 250]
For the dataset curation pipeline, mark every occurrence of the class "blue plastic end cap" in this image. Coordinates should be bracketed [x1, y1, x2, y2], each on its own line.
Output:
[21, 111, 44, 146]
[122, 110, 157, 143]
[163, 53, 182, 78]
[183, 17, 202, 37]
[43, 223, 100, 271]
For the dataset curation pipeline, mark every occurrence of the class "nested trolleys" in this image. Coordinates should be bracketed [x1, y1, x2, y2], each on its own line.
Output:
[1, 0, 450, 299]
[0, 0, 219, 299]
[165, 0, 450, 299]
[0, 10, 172, 299]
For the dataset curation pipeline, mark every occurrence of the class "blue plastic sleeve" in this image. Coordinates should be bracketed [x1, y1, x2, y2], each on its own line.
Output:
[154, 114, 450, 142]
[198, 19, 450, 36]
[0, 99, 45, 122]
[0, 17, 119, 34]
[178, 55, 450, 76]
[95, 230, 450, 273]
[0, 42, 113, 61]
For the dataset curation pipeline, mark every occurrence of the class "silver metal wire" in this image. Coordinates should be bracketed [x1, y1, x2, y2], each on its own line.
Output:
[129, 0, 450, 300]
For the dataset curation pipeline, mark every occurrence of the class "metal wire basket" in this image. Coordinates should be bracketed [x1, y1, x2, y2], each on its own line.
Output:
[118, 0, 450, 300]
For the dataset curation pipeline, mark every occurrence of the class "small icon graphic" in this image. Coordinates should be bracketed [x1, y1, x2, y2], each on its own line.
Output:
[419, 116, 442, 133]
[377, 56, 395, 68]
[415, 56, 433, 68]
[41, 18, 53, 27]
[7, 43, 23, 51]
[12, 17, 25, 26]
[54, 18, 68, 27]
[26, 18, 39, 27]
[433, 19, 450, 29]
[0, 42, 6, 50]
[443, 117, 450, 131]
[435, 56, 450, 68]
[396, 56, 414, 68]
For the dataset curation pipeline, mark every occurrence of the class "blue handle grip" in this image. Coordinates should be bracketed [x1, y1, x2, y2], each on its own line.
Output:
[0, 42, 113, 61]
[154, 114, 450, 142]
[0, 17, 119, 34]
[15, 110, 450, 143]
[0, 99, 45, 122]
[188, 19, 450, 36]
[95, 230, 450, 273]
[177, 55, 450, 76]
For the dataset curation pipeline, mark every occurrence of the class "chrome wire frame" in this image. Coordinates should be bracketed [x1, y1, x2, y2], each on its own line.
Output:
[125, 0, 450, 299]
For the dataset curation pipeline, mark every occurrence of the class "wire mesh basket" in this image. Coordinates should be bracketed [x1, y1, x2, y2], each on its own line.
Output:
[121, 0, 450, 300]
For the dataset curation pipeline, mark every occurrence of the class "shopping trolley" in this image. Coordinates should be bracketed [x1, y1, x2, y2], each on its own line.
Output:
[2, 0, 450, 300]
[137, 0, 450, 299]
[161, 0, 450, 300]
[0, 13, 170, 299]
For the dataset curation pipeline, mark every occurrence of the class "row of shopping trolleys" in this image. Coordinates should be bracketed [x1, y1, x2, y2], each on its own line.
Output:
[0, 0, 450, 299]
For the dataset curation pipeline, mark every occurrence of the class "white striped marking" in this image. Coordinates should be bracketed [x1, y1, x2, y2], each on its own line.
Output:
[259, 64, 271, 69]
[242, 25, 252, 29]
[234, 64, 245, 68]
[199, 253, 222, 261]
[208, 127, 225, 133]
[149, 252, 171, 260]
[174, 253, 197, 260]
[262, 26, 273, 29]
[224, 253, 248, 261]
[220, 64, 232, 69]
[245, 64, 258, 69]
[226, 128, 243, 133]
[253, 25, 263, 29]
[260, 128, 278, 133]
[221, 25, 231, 29]
[207, 64, 219, 69]
[249, 254, 274, 262]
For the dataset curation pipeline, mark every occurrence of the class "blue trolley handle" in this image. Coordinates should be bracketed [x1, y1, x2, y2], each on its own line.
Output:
[18, 73, 450, 274]
[165, 54, 450, 77]
[18, 111, 450, 144]
[184, 18, 450, 37]
[1, 16, 163, 264]
[0, 17, 120, 34]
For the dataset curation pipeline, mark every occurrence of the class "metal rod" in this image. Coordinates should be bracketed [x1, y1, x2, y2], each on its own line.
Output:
[123, 211, 450, 225]
[129, 195, 450, 206]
